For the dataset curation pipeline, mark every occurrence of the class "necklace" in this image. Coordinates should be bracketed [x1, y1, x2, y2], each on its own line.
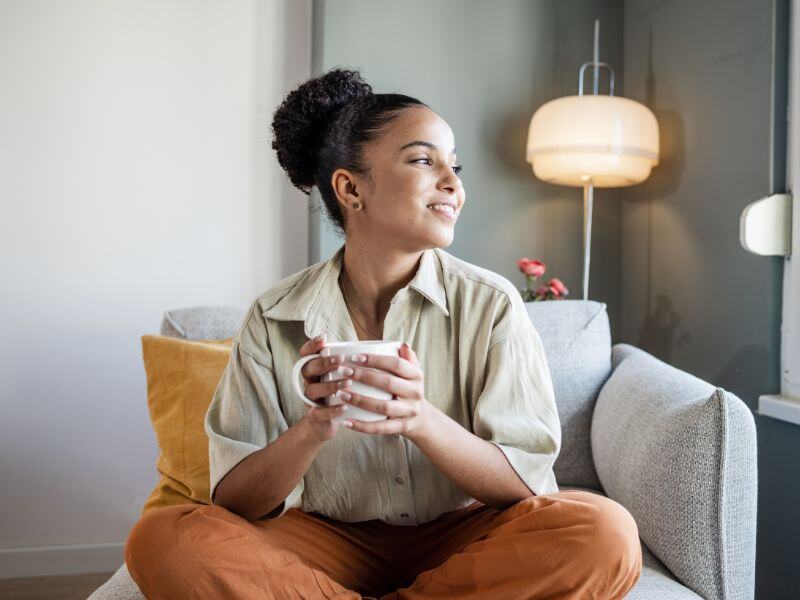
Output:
[339, 270, 382, 339]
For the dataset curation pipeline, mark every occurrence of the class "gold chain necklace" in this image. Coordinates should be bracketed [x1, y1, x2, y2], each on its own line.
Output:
[339, 270, 381, 339]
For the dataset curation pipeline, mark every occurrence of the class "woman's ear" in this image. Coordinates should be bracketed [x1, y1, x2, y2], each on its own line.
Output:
[331, 168, 361, 213]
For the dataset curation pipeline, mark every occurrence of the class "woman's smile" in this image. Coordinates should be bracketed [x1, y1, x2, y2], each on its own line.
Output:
[427, 203, 458, 221]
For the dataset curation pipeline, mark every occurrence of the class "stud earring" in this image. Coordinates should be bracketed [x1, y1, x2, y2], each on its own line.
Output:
[352, 201, 361, 209]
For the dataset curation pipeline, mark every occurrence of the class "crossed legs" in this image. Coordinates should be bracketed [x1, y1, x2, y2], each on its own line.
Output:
[125, 490, 642, 600]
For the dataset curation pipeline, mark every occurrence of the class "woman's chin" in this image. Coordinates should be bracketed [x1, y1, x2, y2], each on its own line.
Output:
[428, 228, 455, 248]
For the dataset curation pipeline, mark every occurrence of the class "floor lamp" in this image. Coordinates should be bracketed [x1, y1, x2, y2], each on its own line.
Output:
[526, 20, 660, 301]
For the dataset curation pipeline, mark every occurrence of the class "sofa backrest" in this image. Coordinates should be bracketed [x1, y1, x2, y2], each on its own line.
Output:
[161, 300, 612, 490]
[160, 306, 245, 340]
[525, 300, 612, 490]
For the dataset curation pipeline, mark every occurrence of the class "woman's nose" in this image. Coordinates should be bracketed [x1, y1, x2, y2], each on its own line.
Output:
[438, 168, 461, 193]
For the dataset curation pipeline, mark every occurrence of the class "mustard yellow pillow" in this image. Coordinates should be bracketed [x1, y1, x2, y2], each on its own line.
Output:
[139, 335, 233, 514]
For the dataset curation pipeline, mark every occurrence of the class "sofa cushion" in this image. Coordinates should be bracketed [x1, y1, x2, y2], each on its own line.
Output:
[160, 306, 245, 341]
[140, 335, 233, 513]
[525, 300, 611, 489]
[591, 344, 757, 600]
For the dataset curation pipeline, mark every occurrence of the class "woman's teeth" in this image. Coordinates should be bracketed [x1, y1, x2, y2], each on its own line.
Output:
[428, 204, 455, 213]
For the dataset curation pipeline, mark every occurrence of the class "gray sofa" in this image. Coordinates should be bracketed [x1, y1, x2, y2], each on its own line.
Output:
[89, 299, 757, 599]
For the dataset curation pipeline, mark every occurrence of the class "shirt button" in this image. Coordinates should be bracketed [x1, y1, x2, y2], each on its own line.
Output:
[400, 513, 409, 518]
[395, 476, 404, 484]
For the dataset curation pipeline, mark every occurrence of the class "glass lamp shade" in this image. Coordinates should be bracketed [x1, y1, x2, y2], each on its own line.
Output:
[526, 95, 659, 188]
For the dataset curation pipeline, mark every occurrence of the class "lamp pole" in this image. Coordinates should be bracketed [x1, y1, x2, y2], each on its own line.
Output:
[582, 177, 593, 301]
[581, 19, 601, 302]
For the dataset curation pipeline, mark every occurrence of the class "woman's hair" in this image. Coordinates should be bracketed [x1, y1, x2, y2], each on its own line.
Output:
[271, 68, 428, 235]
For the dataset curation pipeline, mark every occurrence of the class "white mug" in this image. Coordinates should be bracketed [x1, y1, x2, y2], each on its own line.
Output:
[291, 340, 404, 422]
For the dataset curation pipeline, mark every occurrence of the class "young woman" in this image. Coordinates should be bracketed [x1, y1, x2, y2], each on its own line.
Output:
[125, 69, 642, 599]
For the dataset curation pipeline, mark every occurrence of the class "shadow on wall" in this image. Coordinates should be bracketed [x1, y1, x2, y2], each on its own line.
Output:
[635, 293, 691, 363]
[632, 25, 688, 361]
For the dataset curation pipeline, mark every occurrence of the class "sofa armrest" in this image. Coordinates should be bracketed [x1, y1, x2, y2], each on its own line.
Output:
[591, 343, 757, 600]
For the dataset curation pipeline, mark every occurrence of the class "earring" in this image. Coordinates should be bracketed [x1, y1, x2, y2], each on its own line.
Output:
[352, 201, 361, 209]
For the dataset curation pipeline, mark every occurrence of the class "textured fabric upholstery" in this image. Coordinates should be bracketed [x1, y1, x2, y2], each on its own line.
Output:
[525, 299, 611, 489]
[160, 306, 245, 341]
[87, 564, 145, 600]
[592, 344, 757, 600]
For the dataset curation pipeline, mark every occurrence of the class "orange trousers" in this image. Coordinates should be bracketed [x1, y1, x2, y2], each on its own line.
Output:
[125, 490, 642, 599]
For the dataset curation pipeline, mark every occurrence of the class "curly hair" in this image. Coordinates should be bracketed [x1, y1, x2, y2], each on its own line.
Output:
[271, 68, 428, 236]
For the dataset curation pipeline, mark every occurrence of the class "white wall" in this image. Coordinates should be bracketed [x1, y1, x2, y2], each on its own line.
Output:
[0, 0, 311, 578]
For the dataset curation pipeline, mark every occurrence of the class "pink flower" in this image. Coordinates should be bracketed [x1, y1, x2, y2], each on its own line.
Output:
[517, 258, 546, 278]
[548, 278, 569, 297]
[535, 285, 550, 297]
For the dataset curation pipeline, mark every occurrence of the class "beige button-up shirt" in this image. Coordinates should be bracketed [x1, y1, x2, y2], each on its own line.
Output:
[204, 243, 561, 525]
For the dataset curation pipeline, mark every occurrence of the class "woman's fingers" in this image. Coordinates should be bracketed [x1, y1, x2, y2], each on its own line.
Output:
[349, 366, 422, 399]
[308, 403, 350, 422]
[304, 377, 353, 401]
[301, 353, 350, 382]
[299, 334, 326, 357]
[348, 353, 421, 379]
[334, 389, 417, 418]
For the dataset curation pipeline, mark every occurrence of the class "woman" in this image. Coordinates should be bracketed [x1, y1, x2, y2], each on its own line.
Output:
[125, 69, 642, 599]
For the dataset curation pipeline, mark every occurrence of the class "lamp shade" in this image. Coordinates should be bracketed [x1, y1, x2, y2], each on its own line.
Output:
[526, 95, 659, 188]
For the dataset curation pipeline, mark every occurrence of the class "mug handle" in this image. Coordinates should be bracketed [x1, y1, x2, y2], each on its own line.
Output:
[291, 353, 327, 409]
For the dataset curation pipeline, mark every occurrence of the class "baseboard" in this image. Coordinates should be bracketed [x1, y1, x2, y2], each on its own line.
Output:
[0, 542, 124, 579]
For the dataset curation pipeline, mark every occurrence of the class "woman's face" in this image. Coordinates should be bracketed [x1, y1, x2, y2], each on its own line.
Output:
[336, 106, 465, 250]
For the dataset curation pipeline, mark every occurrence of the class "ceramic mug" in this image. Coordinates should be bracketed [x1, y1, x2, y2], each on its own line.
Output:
[291, 340, 404, 422]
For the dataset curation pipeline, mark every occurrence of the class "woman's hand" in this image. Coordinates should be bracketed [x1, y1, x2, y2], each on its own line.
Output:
[337, 342, 433, 439]
[298, 334, 355, 442]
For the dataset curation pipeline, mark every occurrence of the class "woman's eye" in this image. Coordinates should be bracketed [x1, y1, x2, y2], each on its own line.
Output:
[411, 158, 464, 175]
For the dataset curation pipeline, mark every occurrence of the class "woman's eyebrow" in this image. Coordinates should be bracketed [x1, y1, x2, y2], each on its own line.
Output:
[399, 141, 457, 156]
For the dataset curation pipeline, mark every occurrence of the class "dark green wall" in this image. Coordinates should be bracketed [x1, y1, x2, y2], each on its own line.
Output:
[623, 0, 794, 597]
[311, 1, 795, 596]
[310, 0, 625, 342]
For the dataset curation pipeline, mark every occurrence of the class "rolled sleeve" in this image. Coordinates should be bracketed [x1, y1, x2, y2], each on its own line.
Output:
[203, 307, 303, 518]
[473, 296, 562, 496]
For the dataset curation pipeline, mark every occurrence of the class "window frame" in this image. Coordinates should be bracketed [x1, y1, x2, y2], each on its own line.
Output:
[759, 0, 800, 425]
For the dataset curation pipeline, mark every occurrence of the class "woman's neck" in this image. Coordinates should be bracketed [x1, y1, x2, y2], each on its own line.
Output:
[340, 241, 423, 324]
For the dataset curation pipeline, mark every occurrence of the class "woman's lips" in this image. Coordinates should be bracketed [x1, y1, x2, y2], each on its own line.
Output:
[428, 206, 457, 221]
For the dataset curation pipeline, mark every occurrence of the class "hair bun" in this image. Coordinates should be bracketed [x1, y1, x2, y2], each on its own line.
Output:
[271, 69, 373, 193]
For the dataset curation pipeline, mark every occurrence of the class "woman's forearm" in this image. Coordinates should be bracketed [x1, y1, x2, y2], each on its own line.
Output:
[212, 419, 325, 521]
[409, 407, 534, 510]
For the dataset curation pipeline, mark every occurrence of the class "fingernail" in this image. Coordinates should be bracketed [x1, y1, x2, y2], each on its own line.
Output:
[337, 366, 354, 376]
[337, 379, 352, 389]
[342, 421, 353, 428]
[336, 390, 352, 400]
[350, 354, 367, 363]
[339, 404, 349, 411]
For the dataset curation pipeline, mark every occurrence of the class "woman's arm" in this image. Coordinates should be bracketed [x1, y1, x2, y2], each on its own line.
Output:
[408, 407, 534, 510]
[212, 419, 325, 521]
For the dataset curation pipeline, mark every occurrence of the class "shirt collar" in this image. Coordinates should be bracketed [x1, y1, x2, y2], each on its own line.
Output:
[262, 243, 449, 341]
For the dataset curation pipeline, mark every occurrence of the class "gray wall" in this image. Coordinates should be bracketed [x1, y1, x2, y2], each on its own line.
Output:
[311, 0, 625, 342]
[313, 1, 794, 596]
[623, 0, 794, 597]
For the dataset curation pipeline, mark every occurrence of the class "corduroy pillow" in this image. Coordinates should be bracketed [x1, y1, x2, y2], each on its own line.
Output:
[140, 335, 233, 514]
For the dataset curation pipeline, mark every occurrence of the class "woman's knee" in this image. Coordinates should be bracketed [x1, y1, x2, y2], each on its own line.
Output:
[124, 503, 215, 571]
[573, 493, 642, 581]
[520, 492, 641, 577]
